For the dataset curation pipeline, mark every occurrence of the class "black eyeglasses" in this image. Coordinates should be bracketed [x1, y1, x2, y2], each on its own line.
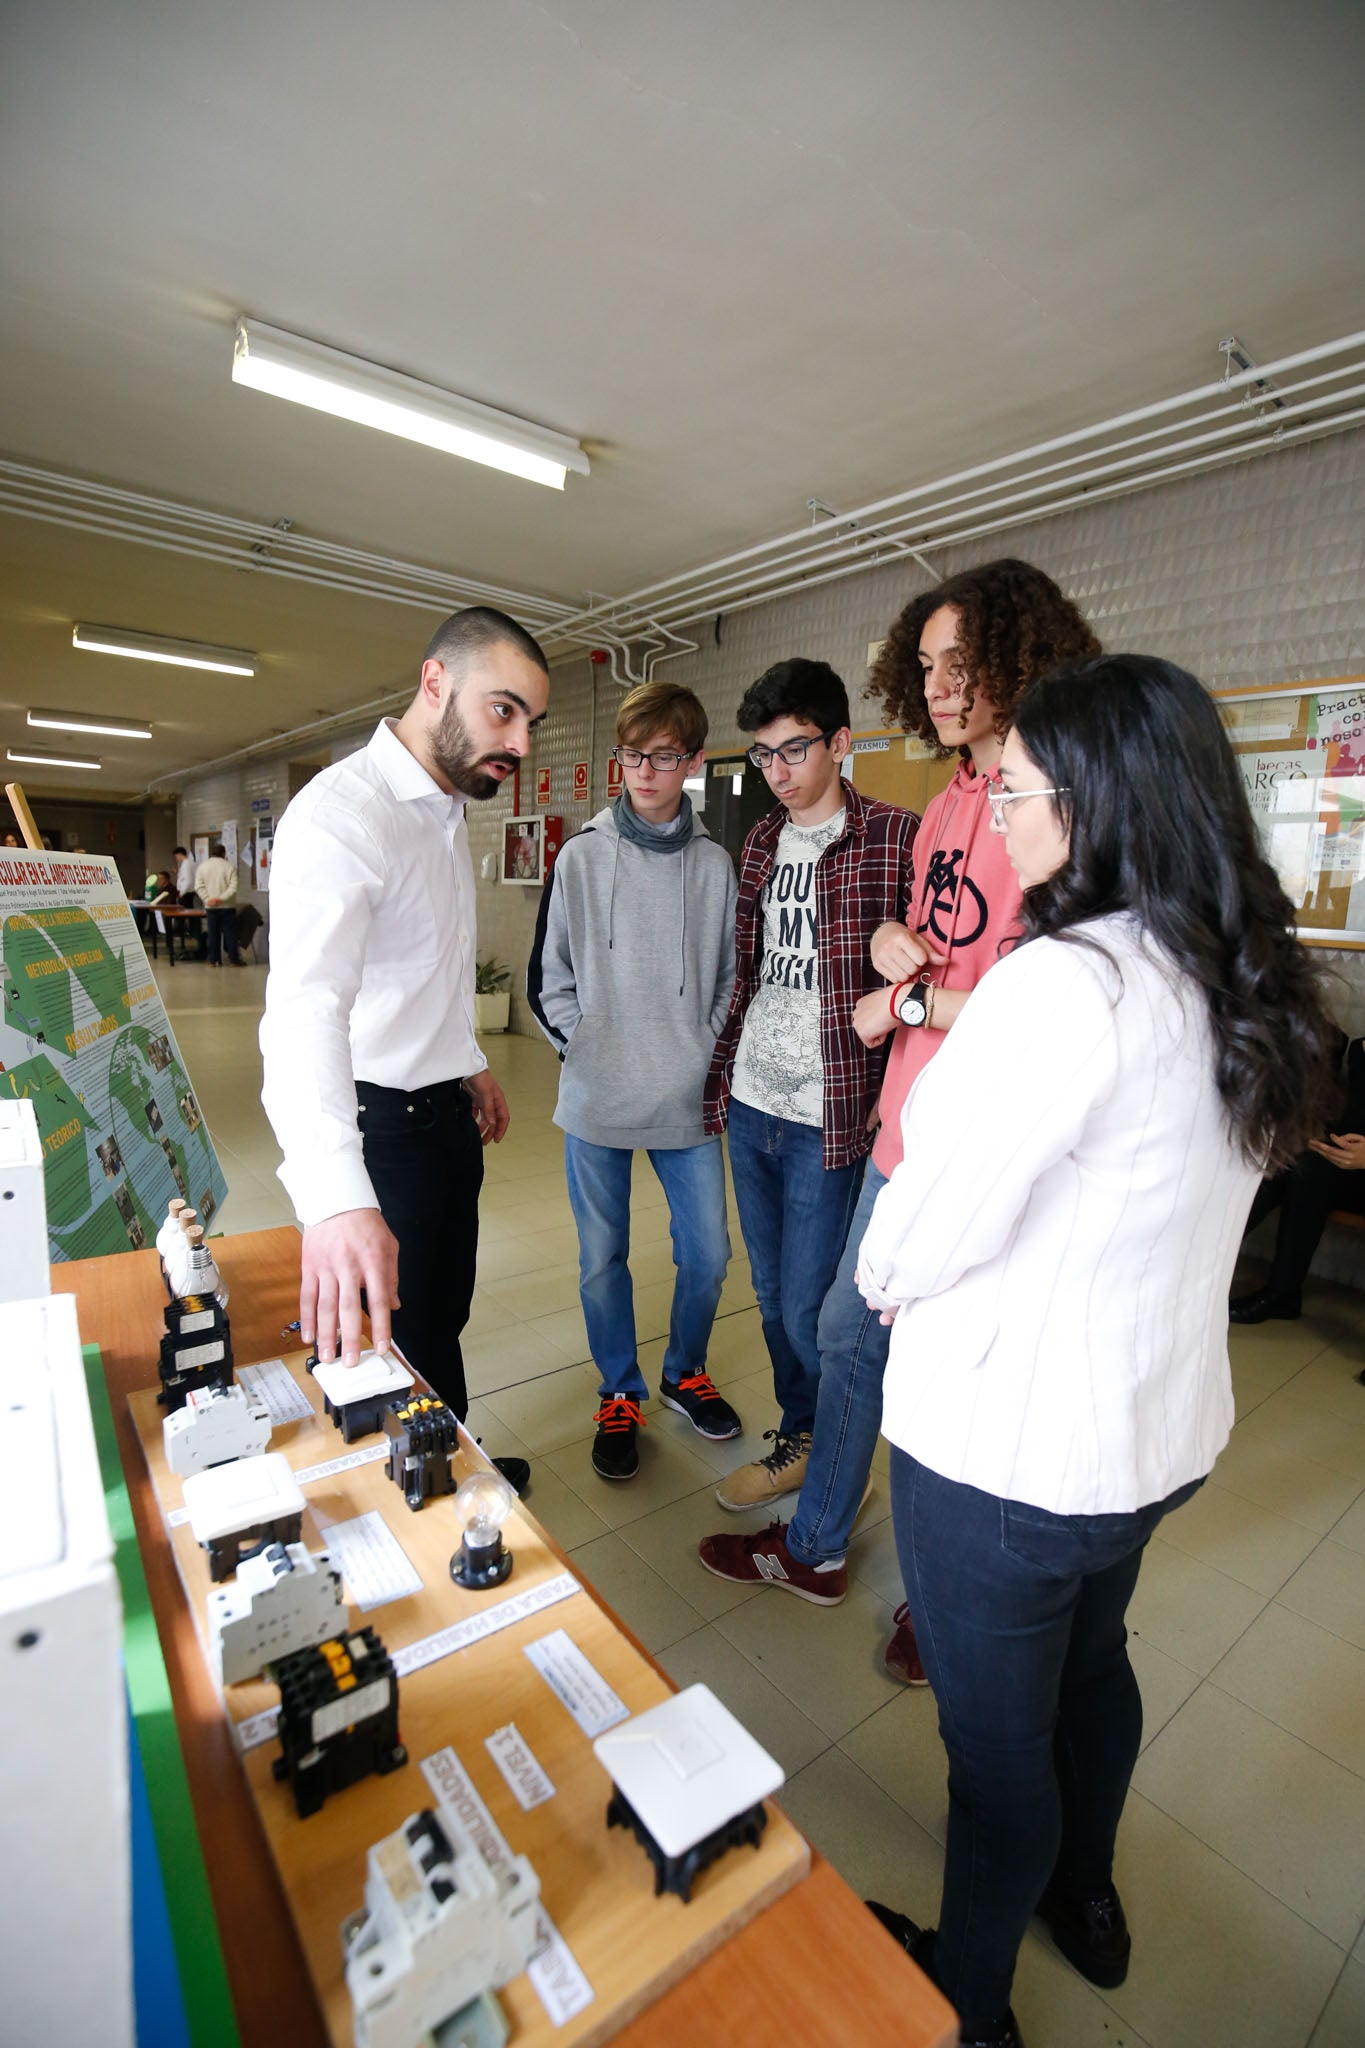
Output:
[745, 730, 839, 770]
[611, 745, 692, 772]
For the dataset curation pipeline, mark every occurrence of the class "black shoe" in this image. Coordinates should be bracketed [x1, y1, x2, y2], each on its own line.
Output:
[491, 1455, 530, 1496]
[1036, 1880, 1131, 1988]
[1229, 1289, 1301, 1325]
[867, 1903, 1024, 2045]
[658, 1370, 742, 1441]
[592, 1397, 643, 1481]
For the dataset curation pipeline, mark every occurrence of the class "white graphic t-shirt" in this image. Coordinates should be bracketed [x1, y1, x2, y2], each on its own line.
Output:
[730, 808, 845, 1127]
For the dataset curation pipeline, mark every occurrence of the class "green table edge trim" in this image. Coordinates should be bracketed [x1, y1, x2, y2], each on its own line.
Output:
[82, 1342, 242, 2048]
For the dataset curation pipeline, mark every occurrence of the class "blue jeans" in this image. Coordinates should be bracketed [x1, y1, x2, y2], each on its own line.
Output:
[891, 1449, 1202, 2031]
[564, 1135, 730, 1401]
[787, 1162, 889, 1564]
[726, 1098, 866, 1436]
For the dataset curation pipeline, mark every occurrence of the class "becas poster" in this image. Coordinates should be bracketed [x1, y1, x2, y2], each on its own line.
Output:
[0, 849, 229, 1261]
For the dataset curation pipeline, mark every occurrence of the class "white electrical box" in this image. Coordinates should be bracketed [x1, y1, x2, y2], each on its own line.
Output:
[0, 1098, 51, 1302]
[0, 1292, 132, 2048]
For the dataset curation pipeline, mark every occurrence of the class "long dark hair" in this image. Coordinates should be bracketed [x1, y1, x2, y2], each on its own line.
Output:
[1013, 654, 1337, 1168]
[870, 557, 1101, 749]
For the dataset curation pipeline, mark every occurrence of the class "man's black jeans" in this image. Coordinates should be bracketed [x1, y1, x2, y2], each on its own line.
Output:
[357, 1077, 483, 1418]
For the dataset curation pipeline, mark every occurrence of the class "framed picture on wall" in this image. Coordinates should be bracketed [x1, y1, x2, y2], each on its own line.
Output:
[501, 815, 545, 886]
[1218, 676, 1365, 945]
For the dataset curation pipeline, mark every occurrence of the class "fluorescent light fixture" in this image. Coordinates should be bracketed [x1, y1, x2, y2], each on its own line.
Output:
[73, 624, 256, 677]
[7, 748, 102, 772]
[28, 707, 153, 741]
[232, 317, 591, 490]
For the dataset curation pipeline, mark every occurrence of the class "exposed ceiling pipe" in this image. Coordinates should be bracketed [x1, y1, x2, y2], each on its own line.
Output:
[541, 327, 1365, 643]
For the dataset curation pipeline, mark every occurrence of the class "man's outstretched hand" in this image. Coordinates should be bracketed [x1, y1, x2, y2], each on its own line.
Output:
[300, 1207, 400, 1368]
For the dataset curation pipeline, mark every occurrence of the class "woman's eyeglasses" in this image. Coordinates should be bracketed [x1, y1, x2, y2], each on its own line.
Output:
[745, 730, 839, 769]
[986, 785, 1071, 828]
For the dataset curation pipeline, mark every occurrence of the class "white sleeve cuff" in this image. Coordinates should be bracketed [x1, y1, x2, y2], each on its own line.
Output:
[279, 1149, 379, 1229]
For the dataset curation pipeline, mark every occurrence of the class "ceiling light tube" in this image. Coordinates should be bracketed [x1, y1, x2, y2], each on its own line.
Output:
[72, 624, 256, 676]
[7, 748, 102, 772]
[28, 707, 153, 741]
[231, 318, 591, 490]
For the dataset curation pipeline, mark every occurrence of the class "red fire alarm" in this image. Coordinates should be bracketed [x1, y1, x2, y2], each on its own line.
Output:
[589, 649, 609, 666]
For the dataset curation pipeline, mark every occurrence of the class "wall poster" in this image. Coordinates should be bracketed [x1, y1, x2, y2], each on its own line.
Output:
[1220, 677, 1365, 942]
[0, 849, 229, 1259]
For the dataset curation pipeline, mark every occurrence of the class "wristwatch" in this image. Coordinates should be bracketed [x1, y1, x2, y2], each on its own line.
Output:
[895, 981, 930, 1028]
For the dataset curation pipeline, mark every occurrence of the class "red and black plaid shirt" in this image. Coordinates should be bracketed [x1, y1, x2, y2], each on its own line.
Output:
[704, 783, 919, 1169]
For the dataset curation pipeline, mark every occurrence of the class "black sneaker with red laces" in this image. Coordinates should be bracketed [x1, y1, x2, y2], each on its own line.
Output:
[658, 1370, 742, 1441]
[591, 1396, 644, 1481]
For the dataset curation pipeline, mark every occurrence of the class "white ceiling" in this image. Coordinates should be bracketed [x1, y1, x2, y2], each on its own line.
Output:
[2, 0, 1363, 798]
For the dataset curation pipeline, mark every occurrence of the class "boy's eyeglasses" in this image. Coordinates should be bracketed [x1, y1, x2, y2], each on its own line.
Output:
[612, 745, 692, 772]
[745, 730, 839, 769]
[986, 785, 1070, 827]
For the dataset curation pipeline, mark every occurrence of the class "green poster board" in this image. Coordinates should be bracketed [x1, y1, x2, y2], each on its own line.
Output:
[0, 849, 228, 1259]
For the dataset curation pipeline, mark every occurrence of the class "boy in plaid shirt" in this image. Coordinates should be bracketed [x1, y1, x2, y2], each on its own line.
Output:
[703, 658, 917, 1508]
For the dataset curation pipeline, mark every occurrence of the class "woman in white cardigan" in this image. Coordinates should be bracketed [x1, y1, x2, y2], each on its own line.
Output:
[859, 655, 1336, 2048]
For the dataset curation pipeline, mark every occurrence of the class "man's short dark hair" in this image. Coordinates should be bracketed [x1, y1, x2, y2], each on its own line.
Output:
[173, 845, 187, 857]
[738, 658, 850, 735]
[423, 606, 549, 679]
[211, 843, 226, 859]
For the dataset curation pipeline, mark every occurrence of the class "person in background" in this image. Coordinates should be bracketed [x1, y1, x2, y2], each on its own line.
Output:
[703, 658, 918, 1510]
[860, 654, 1337, 2048]
[1231, 1031, 1365, 1321]
[528, 680, 740, 1480]
[699, 562, 1100, 1678]
[196, 841, 241, 967]
[260, 607, 548, 1488]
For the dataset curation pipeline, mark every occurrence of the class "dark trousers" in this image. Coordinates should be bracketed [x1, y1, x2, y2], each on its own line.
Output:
[357, 1077, 483, 1418]
[890, 1449, 1201, 2031]
[205, 906, 238, 965]
[1248, 1151, 1365, 1301]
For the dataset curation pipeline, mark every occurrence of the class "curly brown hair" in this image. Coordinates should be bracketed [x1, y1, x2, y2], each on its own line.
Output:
[869, 557, 1101, 751]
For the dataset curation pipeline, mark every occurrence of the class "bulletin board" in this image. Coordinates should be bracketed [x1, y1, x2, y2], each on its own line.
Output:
[1218, 677, 1365, 946]
[0, 848, 228, 1257]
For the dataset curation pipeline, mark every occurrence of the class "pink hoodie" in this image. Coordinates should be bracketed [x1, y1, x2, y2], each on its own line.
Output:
[871, 760, 1023, 1178]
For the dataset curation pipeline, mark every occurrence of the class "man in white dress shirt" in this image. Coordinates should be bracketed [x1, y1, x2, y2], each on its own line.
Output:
[260, 607, 550, 1428]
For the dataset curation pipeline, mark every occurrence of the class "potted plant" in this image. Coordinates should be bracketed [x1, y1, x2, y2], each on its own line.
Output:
[475, 956, 511, 1034]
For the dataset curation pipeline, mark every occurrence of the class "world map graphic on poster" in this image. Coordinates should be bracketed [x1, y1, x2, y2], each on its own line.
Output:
[0, 849, 228, 1260]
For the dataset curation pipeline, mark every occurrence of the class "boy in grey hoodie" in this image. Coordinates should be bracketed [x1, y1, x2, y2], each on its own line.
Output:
[528, 682, 741, 1480]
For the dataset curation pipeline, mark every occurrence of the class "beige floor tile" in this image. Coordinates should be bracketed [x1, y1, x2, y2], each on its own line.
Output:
[1102, 1791, 1345, 2048]
[614, 1486, 773, 1621]
[1311, 1958, 1365, 2048]
[629, 1276, 683, 1342]
[1128, 1636, 1201, 1749]
[1204, 1431, 1362, 1535]
[1211, 1603, 1365, 1779]
[1236, 1390, 1365, 1485]
[1154, 1481, 1321, 1596]
[1133, 1686, 1365, 1947]
[714, 1576, 902, 1739]
[462, 1322, 571, 1397]
[775, 1746, 947, 1925]
[566, 1531, 706, 1653]
[545, 1427, 719, 1532]
[660, 1626, 830, 1777]
[1126, 1541, 1266, 1676]
[520, 1303, 592, 1367]
[837, 1687, 948, 1847]
[1285, 1352, 1365, 1424]
[1010, 1936, 1155, 2047]
[1277, 1540, 1365, 1650]
[1331, 1491, 1365, 1559]
[1231, 1353, 1286, 1419]
[515, 1466, 611, 1553]
[478, 1362, 602, 1455]
[846, 1512, 908, 1605]
[1227, 1319, 1339, 1378]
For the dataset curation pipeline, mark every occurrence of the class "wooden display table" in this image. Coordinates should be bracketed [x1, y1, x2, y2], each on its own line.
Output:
[61, 1228, 957, 2048]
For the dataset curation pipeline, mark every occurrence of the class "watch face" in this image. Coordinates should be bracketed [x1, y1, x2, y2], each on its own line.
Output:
[897, 987, 928, 1026]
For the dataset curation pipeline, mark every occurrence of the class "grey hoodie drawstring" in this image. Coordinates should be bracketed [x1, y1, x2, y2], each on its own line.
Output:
[678, 844, 687, 996]
[608, 832, 621, 950]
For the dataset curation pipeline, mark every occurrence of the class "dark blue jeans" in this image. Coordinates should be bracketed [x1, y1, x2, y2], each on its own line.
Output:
[890, 1449, 1202, 2032]
[726, 1098, 865, 1435]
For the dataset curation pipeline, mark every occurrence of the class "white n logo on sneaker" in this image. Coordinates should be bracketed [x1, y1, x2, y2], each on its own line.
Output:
[752, 1552, 788, 1583]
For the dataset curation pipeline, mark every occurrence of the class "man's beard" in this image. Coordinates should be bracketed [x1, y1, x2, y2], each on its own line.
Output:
[432, 695, 518, 801]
